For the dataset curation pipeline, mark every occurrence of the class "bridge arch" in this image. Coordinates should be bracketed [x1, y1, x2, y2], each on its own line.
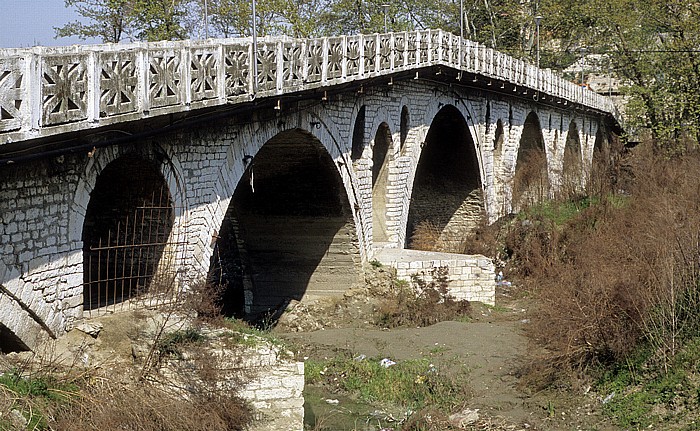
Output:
[561, 120, 583, 196]
[81, 154, 178, 310]
[351, 105, 367, 161]
[372, 122, 393, 243]
[69, 144, 186, 313]
[512, 111, 548, 210]
[406, 104, 483, 252]
[210, 127, 360, 319]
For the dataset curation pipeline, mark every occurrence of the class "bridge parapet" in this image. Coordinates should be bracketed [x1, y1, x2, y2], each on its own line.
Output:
[0, 29, 617, 145]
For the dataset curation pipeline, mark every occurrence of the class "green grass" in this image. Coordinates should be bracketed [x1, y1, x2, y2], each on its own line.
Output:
[156, 327, 206, 358]
[596, 340, 700, 429]
[519, 194, 628, 227]
[305, 356, 468, 411]
[0, 369, 78, 430]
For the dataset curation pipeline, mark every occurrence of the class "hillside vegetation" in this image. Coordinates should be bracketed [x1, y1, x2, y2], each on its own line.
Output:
[499, 141, 700, 429]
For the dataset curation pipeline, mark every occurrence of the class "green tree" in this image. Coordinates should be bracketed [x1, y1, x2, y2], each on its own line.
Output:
[55, 0, 133, 43]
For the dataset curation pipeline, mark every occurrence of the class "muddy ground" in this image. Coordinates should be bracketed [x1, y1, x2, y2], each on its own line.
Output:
[274, 272, 618, 431]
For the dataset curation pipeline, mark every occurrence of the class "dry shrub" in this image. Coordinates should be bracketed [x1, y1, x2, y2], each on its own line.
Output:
[512, 149, 549, 211]
[410, 220, 442, 251]
[519, 143, 700, 382]
[377, 267, 471, 328]
[53, 378, 251, 431]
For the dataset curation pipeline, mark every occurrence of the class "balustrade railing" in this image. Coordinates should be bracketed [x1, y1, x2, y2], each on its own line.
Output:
[0, 29, 617, 139]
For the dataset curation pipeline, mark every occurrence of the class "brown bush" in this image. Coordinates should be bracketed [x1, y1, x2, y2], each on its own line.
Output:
[410, 220, 443, 252]
[53, 379, 251, 431]
[376, 267, 472, 328]
[515, 143, 700, 380]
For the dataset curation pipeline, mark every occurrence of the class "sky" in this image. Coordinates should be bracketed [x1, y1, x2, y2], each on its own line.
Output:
[1, 0, 100, 48]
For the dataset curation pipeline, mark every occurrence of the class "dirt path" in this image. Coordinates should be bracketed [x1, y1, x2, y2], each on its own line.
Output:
[284, 319, 534, 422]
[279, 295, 616, 431]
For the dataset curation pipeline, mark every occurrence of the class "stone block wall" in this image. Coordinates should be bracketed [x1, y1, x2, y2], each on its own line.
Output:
[375, 249, 495, 305]
[234, 343, 305, 431]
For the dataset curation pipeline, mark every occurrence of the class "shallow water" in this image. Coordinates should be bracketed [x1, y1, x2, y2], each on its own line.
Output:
[303, 385, 406, 431]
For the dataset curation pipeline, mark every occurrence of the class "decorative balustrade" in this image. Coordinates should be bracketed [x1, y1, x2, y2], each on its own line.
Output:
[0, 29, 617, 142]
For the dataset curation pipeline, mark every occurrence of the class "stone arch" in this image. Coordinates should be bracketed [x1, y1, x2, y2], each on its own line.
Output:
[68, 143, 186, 312]
[561, 120, 583, 197]
[512, 111, 548, 210]
[372, 122, 393, 243]
[351, 105, 366, 161]
[81, 154, 176, 311]
[400, 105, 410, 151]
[493, 119, 505, 167]
[406, 104, 483, 252]
[210, 128, 360, 320]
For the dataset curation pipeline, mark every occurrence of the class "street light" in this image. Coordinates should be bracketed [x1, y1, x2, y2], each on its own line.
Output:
[204, 0, 209, 39]
[460, 0, 464, 38]
[579, 46, 587, 102]
[382, 4, 390, 33]
[535, 15, 542, 95]
[252, 0, 258, 94]
[535, 15, 542, 69]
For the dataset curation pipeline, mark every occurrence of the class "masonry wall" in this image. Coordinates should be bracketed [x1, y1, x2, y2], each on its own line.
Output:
[376, 249, 495, 305]
[0, 77, 606, 349]
[236, 344, 305, 431]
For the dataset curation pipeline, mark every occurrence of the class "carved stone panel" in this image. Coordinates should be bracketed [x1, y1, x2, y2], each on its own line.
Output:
[224, 45, 250, 97]
[282, 42, 303, 86]
[379, 35, 391, 71]
[148, 50, 182, 108]
[327, 37, 343, 80]
[99, 52, 138, 117]
[191, 49, 218, 102]
[346, 36, 361, 76]
[257, 43, 277, 92]
[0, 57, 25, 132]
[431, 32, 442, 62]
[41, 55, 88, 125]
[363, 38, 376, 74]
[419, 30, 430, 64]
[447, 33, 457, 65]
[407, 32, 418, 66]
[461, 39, 472, 70]
[394, 33, 405, 68]
[306, 39, 323, 83]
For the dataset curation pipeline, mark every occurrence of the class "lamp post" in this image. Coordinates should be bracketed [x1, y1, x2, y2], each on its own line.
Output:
[252, 0, 258, 94]
[460, 0, 464, 38]
[535, 15, 542, 68]
[535, 15, 542, 94]
[580, 46, 587, 102]
[382, 4, 390, 33]
[204, 0, 209, 39]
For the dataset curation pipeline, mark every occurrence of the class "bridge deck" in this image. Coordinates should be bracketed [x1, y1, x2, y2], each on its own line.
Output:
[0, 29, 617, 148]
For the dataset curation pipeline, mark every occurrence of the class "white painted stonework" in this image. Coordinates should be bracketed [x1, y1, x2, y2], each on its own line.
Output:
[0, 30, 617, 351]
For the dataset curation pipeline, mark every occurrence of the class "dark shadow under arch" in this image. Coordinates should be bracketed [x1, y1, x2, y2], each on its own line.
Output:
[210, 129, 359, 322]
[351, 106, 366, 161]
[400, 106, 410, 150]
[407, 105, 483, 252]
[513, 112, 548, 210]
[82, 155, 174, 311]
[0, 323, 29, 353]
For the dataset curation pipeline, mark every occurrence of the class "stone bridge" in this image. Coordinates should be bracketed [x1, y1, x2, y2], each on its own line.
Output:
[0, 30, 619, 351]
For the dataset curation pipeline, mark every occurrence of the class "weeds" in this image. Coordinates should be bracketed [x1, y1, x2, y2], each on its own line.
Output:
[306, 356, 469, 411]
[508, 142, 700, 430]
[376, 267, 471, 328]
